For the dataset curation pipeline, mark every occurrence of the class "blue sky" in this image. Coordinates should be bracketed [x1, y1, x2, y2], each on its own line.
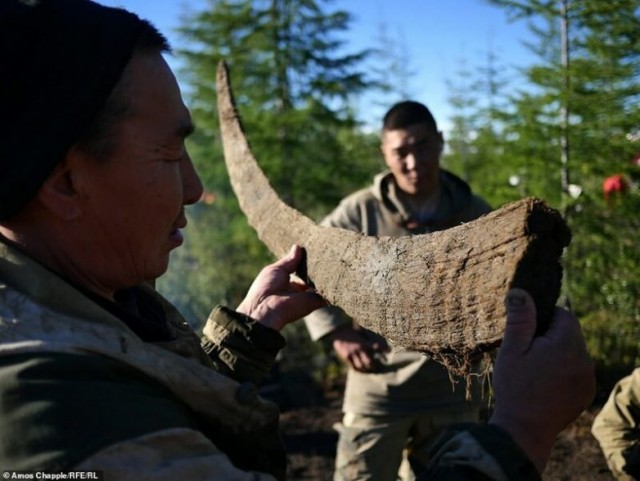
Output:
[99, 0, 535, 130]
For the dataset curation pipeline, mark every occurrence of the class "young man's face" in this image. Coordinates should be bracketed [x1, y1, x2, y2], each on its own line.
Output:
[381, 123, 443, 197]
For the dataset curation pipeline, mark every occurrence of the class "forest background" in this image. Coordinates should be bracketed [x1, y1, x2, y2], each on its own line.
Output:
[136, 0, 639, 400]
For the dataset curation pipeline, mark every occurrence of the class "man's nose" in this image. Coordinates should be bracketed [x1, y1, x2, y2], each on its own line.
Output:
[181, 153, 204, 205]
[405, 152, 418, 170]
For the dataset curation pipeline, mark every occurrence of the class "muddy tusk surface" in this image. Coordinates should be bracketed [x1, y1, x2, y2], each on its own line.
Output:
[216, 61, 571, 359]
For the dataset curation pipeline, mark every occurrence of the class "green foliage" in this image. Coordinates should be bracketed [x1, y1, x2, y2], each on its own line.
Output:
[157, 0, 381, 333]
[449, 0, 640, 390]
[443, 51, 520, 207]
[158, 0, 640, 394]
[566, 192, 640, 363]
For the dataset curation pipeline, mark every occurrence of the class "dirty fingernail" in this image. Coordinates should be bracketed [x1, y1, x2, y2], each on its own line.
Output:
[506, 290, 526, 309]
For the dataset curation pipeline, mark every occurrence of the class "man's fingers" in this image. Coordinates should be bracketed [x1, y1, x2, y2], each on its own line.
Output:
[284, 291, 327, 318]
[371, 342, 390, 354]
[344, 347, 373, 372]
[288, 275, 319, 293]
[502, 288, 537, 355]
[347, 352, 364, 371]
[272, 244, 302, 272]
[545, 308, 594, 373]
[544, 307, 584, 344]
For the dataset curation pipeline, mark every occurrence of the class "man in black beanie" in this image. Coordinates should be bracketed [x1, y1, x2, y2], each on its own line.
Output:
[0, 1, 594, 480]
[0, 1, 325, 479]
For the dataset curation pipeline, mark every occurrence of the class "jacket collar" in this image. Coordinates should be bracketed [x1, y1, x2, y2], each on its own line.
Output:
[0, 238, 279, 432]
[371, 170, 474, 232]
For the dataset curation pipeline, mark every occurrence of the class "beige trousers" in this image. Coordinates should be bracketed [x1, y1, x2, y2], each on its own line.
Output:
[334, 408, 480, 481]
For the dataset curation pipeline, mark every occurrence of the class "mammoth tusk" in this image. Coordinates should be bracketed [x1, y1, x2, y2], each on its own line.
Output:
[215, 61, 571, 359]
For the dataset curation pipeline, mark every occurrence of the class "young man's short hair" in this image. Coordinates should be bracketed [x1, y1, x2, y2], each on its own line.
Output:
[382, 101, 438, 133]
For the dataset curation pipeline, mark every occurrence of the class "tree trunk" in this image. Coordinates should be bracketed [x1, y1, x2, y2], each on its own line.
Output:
[216, 61, 571, 360]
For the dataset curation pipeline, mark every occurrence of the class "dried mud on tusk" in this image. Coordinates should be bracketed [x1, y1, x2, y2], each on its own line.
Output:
[215, 61, 571, 371]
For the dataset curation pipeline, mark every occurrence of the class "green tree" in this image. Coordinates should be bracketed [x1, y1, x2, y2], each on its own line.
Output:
[485, 0, 640, 202]
[443, 47, 516, 208]
[484, 0, 640, 384]
[444, 58, 479, 184]
[367, 21, 417, 114]
[483, 0, 570, 206]
[157, 0, 381, 333]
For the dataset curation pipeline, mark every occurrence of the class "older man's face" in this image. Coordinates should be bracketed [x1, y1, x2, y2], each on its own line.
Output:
[72, 51, 203, 291]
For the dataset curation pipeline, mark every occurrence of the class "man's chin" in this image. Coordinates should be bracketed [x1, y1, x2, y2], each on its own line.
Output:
[396, 179, 418, 194]
[401, 183, 426, 196]
[147, 258, 171, 283]
[410, 181, 438, 198]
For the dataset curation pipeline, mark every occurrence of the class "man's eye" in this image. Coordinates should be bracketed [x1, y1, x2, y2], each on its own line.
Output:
[396, 142, 434, 158]
[164, 155, 185, 164]
[395, 148, 409, 158]
[410, 141, 431, 152]
[164, 149, 187, 163]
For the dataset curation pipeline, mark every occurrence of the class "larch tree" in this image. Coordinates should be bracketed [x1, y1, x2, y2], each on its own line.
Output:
[157, 0, 380, 329]
[485, 0, 640, 376]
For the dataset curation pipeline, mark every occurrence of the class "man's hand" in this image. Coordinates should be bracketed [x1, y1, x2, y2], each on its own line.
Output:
[237, 245, 326, 331]
[489, 288, 596, 473]
[331, 324, 389, 372]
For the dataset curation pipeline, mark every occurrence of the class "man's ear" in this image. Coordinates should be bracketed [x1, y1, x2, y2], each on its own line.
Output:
[36, 150, 84, 220]
[380, 131, 391, 166]
[438, 131, 445, 154]
[380, 142, 393, 169]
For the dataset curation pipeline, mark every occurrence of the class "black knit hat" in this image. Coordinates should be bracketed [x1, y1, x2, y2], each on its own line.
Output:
[0, 0, 147, 220]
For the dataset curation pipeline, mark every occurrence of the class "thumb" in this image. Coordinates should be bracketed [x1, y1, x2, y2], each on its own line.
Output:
[501, 288, 537, 354]
[273, 244, 302, 272]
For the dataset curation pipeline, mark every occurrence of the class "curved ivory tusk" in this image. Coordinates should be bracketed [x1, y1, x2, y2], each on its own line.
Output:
[216, 61, 570, 357]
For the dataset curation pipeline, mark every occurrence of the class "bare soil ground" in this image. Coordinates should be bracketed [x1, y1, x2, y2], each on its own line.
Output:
[276, 380, 613, 481]
[544, 409, 613, 481]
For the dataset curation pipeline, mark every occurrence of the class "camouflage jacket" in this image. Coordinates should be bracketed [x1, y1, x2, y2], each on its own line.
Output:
[417, 423, 540, 481]
[592, 368, 640, 480]
[0, 238, 286, 480]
